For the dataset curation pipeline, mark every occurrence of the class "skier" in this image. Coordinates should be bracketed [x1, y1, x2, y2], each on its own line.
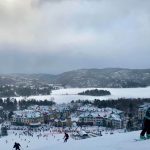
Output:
[140, 107, 150, 139]
[13, 142, 21, 150]
[99, 131, 102, 136]
[64, 132, 69, 142]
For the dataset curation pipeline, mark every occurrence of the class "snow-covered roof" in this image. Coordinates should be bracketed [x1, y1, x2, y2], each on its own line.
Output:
[54, 119, 67, 122]
[139, 103, 150, 111]
[77, 105, 123, 115]
[79, 107, 122, 121]
[28, 105, 50, 112]
[13, 110, 42, 119]
[77, 105, 99, 112]
[51, 104, 70, 112]
[110, 114, 121, 121]
[71, 117, 79, 122]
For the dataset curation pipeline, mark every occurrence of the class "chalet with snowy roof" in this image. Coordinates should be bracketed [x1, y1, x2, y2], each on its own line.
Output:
[11, 110, 44, 126]
[11, 104, 72, 126]
[53, 116, 72, 127]
[28, 105, 51, 112]
[51, 104, 71, 119]
[138, 103, 150, 120]
[78, 107, 124, 129]
[77, 105, 99, 115]
[27, 104, 71, 124]
[27, 105, 53, 123]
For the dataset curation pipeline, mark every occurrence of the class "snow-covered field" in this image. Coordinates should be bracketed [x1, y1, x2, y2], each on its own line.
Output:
[11, 87, 150, 104]
[0, 130, 148, 150]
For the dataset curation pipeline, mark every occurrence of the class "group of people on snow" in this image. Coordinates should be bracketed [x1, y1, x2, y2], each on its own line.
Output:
[12, 132, 69, 150]
[11, 107, 150, 148]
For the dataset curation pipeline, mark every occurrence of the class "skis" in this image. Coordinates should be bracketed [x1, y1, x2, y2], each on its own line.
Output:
[134, 138, 148, 142]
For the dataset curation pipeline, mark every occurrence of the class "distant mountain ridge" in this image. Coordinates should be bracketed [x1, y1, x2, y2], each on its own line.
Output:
[1, 68, 150, 88]
[51, 68, 150, 88]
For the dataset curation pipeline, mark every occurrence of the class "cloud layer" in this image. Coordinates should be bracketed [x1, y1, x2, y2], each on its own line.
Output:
[0, 0, 150, 73]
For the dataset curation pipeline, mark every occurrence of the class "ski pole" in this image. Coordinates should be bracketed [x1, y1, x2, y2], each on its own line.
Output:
[20, 147, 24, 150]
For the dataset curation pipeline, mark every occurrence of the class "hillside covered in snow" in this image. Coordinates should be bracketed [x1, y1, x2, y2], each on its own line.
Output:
[0, 130, 149, 150]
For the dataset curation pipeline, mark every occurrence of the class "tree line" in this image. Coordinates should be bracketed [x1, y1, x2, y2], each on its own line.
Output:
[0, 85, 53, 97]
[0, 98, 55, 120]
[78, 89, 111, 96]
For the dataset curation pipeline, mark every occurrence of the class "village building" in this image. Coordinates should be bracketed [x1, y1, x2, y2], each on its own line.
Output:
[138, 103, 150, 120]
[78, 107, 124, 129]
[11, 104, 72, 127]
[11, 104, 126, 129]
[11, 110, 44, 126]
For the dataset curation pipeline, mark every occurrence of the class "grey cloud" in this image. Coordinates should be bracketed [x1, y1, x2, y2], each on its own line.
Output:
[0, 0, 150, 73]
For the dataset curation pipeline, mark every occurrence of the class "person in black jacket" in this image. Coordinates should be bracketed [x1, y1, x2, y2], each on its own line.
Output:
[140, 107, 150, 139]
[64, 132, 69, 142]
[13, 142, 21, 150]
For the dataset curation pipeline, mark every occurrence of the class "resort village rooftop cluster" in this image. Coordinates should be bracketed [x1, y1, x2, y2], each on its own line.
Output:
[10, 103, 127, 129]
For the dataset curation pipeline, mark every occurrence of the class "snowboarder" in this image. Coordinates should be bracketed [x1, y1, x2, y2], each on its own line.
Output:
[13, 142, 21, 150]
[64, 132, 69, 142]
[140, 107, 150, 139]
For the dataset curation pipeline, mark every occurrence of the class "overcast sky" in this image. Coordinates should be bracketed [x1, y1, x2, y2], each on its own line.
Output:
[0, 0, 150, 74]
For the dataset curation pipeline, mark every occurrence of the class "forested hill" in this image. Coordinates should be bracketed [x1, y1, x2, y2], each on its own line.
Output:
[45, 68, 150, 88]
[1, 68, 150, 88]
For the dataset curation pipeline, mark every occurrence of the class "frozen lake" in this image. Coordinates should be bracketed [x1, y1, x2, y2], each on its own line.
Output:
[12, 87, 150, 104]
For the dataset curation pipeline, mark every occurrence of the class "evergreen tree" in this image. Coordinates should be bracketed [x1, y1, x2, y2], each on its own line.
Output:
[1, 127, 8, 136]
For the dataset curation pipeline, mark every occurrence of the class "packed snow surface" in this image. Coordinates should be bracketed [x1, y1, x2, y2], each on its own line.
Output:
[0, 130, 149, 150]
[11, 87, 150, 104]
